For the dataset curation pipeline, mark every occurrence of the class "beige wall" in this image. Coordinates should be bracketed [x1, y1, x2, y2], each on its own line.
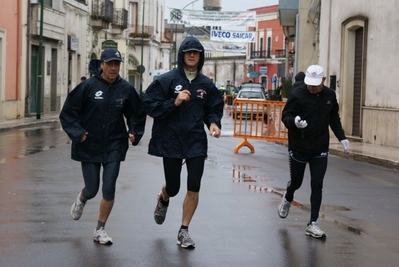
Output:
[296, 0, 318, 74]
[317, 0, 399, 147]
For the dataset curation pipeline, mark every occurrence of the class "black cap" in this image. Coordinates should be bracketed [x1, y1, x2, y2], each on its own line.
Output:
[101, 48, 123, 62]
[182, 48, 202, 52]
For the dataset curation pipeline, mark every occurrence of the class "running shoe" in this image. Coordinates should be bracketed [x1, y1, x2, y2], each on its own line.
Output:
[305, 221, 326, 239]
[154, 191, 168, 225]
[278, 193, 291, 219]
[93, 227, 113, 245]
[177, 229, 195, 248]
[70, 197, 85, 220]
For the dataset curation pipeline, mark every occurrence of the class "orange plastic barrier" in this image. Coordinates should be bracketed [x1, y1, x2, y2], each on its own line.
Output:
[232, 99, 288, 153]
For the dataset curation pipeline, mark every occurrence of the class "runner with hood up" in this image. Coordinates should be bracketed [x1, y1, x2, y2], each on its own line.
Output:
[143, 37, 224, 248]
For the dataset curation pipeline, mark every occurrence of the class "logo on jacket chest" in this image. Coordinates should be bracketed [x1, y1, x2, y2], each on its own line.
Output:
[196, 89, 206, 99]
[174, 84, 206, 99]
[174, 85, 183, 94]
[94, 90, 104, 99]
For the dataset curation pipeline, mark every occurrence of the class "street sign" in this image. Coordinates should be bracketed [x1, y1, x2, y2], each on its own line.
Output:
[271, 76, 277, 83]
[102, 40, 118, 49]
[249, 71, 258, 78]
[260, 66, 268, 75]
[137, 65, 146, 74]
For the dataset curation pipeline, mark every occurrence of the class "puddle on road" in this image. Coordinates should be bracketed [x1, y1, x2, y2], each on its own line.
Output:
[232, 169, 257, 182]
[230, 163, 362, 235]
[0, 124, 70, 164]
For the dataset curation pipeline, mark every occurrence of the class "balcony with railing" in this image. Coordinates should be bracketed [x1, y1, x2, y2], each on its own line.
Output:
[110, 8, 128, 34]
[250, 49, 286, 59]
[91, 0, 113, 29]
[30, 4, 65, 41]
[128, 25, 154, 38]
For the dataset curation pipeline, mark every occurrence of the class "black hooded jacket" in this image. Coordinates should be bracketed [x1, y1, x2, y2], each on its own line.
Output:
[292, 71, 305, 89]
[59, 61, 146, 162]
[282, 84, 346, 153]
[142, 37, 224, 159]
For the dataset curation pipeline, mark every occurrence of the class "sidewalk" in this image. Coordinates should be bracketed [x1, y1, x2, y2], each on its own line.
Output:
[1, 114, 398, 170]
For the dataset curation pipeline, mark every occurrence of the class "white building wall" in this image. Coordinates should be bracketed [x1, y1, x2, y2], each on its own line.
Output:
[318, 0, 399, 147]
[59, 1, 89, 105]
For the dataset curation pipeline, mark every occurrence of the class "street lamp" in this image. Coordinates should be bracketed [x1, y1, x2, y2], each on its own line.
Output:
[173, 0, 199, 68]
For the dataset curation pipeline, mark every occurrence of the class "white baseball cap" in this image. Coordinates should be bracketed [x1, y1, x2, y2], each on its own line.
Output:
[304, 65, 324, 86]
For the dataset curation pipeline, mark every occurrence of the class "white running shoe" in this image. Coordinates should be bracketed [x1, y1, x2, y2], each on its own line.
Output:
[70, 198, 85, 220]
[278, 193, 291, 219]
[306, 221, 326, 239]
[93, 227, 113, 245]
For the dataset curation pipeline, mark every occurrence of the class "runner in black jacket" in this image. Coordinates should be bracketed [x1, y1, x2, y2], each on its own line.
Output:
[143, 37, 224, 248]
[278, 64, 349, 239]
[59, 48, 146, 245]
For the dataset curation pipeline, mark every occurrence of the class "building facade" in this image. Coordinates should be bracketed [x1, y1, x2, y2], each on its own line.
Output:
[0, 0, 27, 120]
[0, 0, 171, 121]
[279, 0, 399, 148]
[245, 5, 293, 91]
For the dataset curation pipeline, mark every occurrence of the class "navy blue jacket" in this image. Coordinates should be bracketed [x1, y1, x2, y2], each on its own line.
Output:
[59, 64, 146, 162]
[282, 84, 346, 153]
[142, 37, 224, 159]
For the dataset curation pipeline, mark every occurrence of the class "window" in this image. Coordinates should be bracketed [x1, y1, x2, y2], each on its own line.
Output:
[129, 2, 138, 26]
[44, 0, 52, 8]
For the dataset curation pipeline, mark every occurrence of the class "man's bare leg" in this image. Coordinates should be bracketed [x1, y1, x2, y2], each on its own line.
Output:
[182, 191, 199, 226]
[98, 198, 114, 224]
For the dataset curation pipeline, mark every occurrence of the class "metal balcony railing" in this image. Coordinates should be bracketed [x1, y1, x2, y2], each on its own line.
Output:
[250, 49, 286, 59]
[113, 8, 128, 29]
[128, 25, 154, 37]
[91, 0, 113, 23]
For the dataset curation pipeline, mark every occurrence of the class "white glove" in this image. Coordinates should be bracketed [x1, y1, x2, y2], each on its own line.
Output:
[294, 116, 308, 129]
[340, 139, 349, 153]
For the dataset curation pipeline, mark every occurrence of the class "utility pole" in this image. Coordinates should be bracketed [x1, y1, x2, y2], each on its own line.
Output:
[173, 0, 199, 69]
[139, 0, 145, 98]
[37, 0, 44, 119]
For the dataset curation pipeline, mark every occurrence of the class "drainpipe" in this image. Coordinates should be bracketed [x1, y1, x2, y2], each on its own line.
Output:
[37, 0, 44, 119]
[233, 60, 236, 85]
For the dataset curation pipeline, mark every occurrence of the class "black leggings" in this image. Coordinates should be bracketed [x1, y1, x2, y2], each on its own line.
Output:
[285, 151, 328, 222]
[163, 157, 206, 197]
[81, 161, 121, 201]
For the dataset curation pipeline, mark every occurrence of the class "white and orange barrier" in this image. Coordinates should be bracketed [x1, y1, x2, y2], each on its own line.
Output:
[232, 99, 288, 153]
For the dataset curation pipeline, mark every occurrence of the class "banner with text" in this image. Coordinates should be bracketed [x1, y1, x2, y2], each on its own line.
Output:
[200, 41, 246, 54]
[168, 8, 256, 27]
[210, 30, 255, 43]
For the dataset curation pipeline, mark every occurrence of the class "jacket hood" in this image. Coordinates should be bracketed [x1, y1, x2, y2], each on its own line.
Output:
[295, 71, 305, 82]
[178, 37, 205, 73]
[89, 59, 102, 76]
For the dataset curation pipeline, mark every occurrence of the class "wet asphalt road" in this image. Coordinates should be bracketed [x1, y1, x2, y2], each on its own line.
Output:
[0, 116, 398, 267]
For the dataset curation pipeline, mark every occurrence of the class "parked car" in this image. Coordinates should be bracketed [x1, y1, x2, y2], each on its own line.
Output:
[239, 82, 268, 98]
[232, 88, 268, 120]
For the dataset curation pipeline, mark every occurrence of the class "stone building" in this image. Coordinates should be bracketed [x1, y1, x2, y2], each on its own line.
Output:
[279, 0, 399, 148]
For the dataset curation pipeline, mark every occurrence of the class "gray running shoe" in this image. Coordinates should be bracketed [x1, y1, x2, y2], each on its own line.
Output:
[93, 227, 113, 245]
[70, 198, 85, 220]
[306, 221, 326, 239]
[177, 229, 195, 248]
[278, 193, 291, 219]
[154, 191, 168, 225]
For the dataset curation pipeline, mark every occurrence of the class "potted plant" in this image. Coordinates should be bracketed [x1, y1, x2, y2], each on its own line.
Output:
[281, 78, 293, 99]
